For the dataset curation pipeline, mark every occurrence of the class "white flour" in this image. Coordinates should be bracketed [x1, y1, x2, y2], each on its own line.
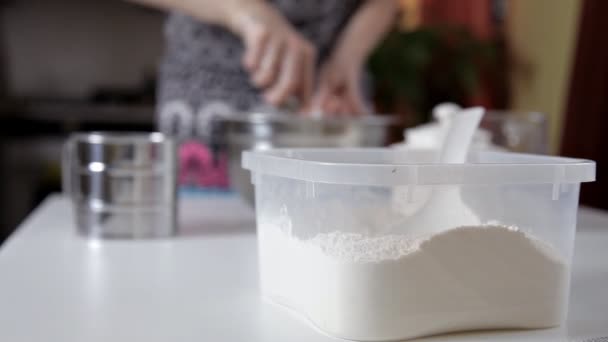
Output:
[258, 224, 569, 341]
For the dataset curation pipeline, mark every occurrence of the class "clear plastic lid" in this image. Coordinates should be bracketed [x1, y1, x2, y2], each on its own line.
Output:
[243, 148, 595, 186]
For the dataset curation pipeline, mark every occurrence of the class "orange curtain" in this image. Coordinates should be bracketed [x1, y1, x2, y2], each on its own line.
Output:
[421, 0, 494, 39]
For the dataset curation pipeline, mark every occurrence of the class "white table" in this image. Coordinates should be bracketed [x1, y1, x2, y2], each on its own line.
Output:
[1, 194, 607, 342]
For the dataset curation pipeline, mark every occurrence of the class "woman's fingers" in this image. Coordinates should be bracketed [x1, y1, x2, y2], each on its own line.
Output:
[240, 14, 317, 111]
[263, 38, 315, 110]
[242, 25, 269, 71]
[252, 38, 284, 88]
[323, 93, 343, 116]
[313, 70, 353, 116]
[299, 43, 316, 112]
[316, 82, 343, 116]
[322, 70, 367, 117]
[316, 82, 366, 117]
[312, 67, 337, 115]
[263, 43, 301, 106]
[345, 76, 368, 116]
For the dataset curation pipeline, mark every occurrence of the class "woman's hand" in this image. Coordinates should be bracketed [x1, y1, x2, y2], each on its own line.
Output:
[128, 0, 316, 111]
[229, 2, 317, 112]
[313, 56, 368, 116]
[313, 0, 400, 116]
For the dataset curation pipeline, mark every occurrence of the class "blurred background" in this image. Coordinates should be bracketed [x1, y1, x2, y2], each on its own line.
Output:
[0, 0, 606, 243]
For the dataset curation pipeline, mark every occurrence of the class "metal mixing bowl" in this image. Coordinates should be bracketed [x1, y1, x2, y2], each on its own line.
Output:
[210, 112, 402, 205]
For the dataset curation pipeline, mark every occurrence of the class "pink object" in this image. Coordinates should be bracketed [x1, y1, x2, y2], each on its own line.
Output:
[178, 140, 229, 188]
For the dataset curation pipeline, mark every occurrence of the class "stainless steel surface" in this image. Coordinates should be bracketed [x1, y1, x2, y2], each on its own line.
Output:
[214, 112, 402, 205]
[75, 172, 170, 205]
[63, 132, 177, 239]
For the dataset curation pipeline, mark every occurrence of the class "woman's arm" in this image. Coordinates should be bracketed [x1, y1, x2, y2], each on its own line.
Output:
[333, 0, 400, 66]
[128, 0, 316, 111]
[314, 0, 400, 115]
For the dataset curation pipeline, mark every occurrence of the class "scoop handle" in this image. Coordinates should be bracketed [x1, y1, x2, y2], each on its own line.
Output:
[439, 107, 484, 164]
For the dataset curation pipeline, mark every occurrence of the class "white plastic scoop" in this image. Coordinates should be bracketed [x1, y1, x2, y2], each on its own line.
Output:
[393, 106, 485, 236]
[440, 107, 484, 163]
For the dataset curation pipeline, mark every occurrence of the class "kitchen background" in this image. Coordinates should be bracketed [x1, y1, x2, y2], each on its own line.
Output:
[0, 0, 605, 243]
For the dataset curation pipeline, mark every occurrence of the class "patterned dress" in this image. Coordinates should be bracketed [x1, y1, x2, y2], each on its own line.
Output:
[158, 0, 362, 188]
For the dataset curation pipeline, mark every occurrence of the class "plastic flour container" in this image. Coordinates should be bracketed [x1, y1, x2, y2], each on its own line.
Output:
[242, 148, 595, 341]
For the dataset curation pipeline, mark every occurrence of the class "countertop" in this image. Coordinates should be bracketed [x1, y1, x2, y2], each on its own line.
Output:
[0, 194, 607, 342]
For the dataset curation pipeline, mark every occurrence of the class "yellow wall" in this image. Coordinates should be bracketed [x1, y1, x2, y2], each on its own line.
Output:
[508, 0, 582, 153]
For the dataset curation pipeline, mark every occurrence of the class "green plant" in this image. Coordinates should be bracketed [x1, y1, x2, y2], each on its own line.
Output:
[368, 26, 500, 123]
